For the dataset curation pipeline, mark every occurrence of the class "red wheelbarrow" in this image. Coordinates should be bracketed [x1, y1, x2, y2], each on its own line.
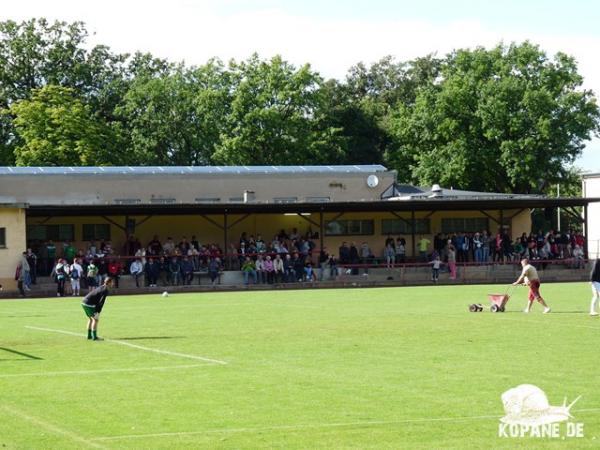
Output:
[469, 285, 515, 313]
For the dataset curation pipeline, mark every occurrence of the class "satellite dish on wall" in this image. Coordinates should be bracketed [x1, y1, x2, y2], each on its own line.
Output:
[367, 174, 379, 188]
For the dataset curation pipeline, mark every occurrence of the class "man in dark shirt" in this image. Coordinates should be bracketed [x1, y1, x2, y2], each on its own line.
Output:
[81, 277, 113, 341]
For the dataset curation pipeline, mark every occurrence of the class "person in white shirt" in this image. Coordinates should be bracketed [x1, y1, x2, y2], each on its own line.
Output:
[513, 258, 551, 313]
[590, 259, 600, 316]
[273, 254, 284, 283]
[130, 258, 144, 288]
[429, 255, 442, 283]
[70, 258, 84, 296]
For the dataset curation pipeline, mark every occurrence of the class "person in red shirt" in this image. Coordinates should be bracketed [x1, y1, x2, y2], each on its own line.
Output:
[107, 259, 122, 288]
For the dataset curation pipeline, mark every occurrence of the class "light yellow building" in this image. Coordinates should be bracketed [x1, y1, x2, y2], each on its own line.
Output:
[0, 165, 591, 290]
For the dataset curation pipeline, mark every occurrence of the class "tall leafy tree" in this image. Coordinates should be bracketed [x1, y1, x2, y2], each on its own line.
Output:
[320, 55, 442, 165]
[387, 42, 600, 193]
[212, 54, 345, 165]
[0, 18, 133, 165]
[115, 59, 230, 165]
[10, 85, 119, 165]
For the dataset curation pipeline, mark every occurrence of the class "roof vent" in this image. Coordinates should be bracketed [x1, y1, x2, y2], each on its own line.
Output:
[429, 184, 443, 198]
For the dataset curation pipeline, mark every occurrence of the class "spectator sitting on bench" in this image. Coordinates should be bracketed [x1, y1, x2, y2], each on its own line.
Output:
[180, 255, 194, 285]
[241, 256, 257, 285]
[208, 257, 222, 285]
[130, 258, 144, 288]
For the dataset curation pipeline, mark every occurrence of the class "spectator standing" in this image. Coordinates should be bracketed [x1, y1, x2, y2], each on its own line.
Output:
[15, 260, 26, 297]
[54, 258, 68, 297]
[191, 235, 200, 253]
[147, 235, 162, 256]
[86, 261, 99, 291]
[318, 250, 328, 280]
[328, 254, 338, 279]
[430, 255, 442, 283]
[64, 241, 76, 263]
[293, 254, 305, 282]
[46, 240, 56, 275]
[418, 236, 431, 262]
[163, 237, 175, 256]
[349, 243, 360, 275]
[20, 252, 31, 291]
[396, 237, 406, 264]
[339, 242, 350, 265]
[473, 232, 483, 263]
[384, 241, 396, 269]
[447, 243, 457, 280]
[70, 258, 83, 296]
[26, 248, 38, 284]
[360, 242, 371, 274]
[572, 245, 584, 269]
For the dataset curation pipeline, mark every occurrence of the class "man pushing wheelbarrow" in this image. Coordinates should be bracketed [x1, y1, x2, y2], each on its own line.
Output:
[512, 258, 551, 314]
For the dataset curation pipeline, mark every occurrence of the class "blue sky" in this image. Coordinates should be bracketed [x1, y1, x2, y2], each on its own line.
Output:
[4, 0, 600, 169]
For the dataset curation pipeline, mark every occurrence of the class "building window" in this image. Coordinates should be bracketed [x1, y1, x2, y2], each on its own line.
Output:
[441, 218, 489, 233]
[305, 196, 330, 203]
[325, 220, 374, 236]
[273, 197, 298, 204]
[27, 224, 75, 242]
[114, 198, 141, 205]
[195, 197, 221, 203]
[0, 227, 5, 248]
[150, 198, 176, 204]
[381, 219, 430, 234]
[83, 224, 111, 241]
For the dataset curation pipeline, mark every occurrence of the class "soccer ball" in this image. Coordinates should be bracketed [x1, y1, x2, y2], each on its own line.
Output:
[161, 291, 169, 298]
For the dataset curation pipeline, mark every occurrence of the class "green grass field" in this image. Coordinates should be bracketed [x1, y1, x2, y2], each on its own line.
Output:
[1, 282, 599, 449]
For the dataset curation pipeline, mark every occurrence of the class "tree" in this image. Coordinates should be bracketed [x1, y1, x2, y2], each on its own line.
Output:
[115, 60, 230, 165]
[0, 18, 133, 165]
[212, 54, 345, 165]
[386, 42, 600, 193]
[10, 85, 120, 165]
[320, 55, 442, 165]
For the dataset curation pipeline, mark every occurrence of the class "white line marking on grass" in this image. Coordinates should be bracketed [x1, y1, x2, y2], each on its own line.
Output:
[0, 364, 206, 378]
[25, 326, 228, 365]
[1, 404, 106, 449]
[91, 414, 503, 441]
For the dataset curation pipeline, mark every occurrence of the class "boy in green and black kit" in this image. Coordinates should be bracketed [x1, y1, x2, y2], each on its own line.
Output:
[81, 277, 113, 340]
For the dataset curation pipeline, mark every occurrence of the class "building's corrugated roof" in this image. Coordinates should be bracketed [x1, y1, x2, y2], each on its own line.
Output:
[0, 165, 388, 175]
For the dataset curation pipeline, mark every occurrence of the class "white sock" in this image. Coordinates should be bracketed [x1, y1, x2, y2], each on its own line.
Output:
[591, 296, 599, 313]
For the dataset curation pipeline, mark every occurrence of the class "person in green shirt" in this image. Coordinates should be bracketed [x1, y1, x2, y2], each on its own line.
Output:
[241, 257, 257, 285]
[418, 236, 431, 262]
[46, 240, 56, 275]
[64, 241, 76, 263]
